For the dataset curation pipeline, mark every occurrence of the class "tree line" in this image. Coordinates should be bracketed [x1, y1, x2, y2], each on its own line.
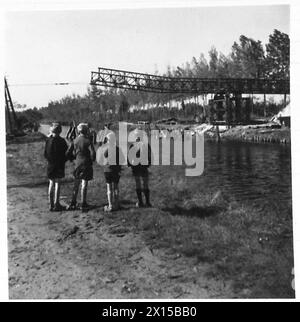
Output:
[16, 29, 289, 128]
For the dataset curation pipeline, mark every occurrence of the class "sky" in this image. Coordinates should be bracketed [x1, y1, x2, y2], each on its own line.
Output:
[4, 5, 290, 108]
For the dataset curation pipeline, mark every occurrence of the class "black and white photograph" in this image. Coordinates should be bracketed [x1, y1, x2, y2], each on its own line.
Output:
[2, 1, 296, 300]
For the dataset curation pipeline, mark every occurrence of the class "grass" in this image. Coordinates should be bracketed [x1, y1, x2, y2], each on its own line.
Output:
[6, 138, 295, 298]
[124, 193, 294, 298]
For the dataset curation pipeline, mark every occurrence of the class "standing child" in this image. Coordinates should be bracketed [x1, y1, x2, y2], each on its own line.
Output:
[128, 130, 152, 208]
[44, 122, 68, 211]
[96, 123, 112, 147]
[97, 132, 124, 212]
[67, 123, 96, 210]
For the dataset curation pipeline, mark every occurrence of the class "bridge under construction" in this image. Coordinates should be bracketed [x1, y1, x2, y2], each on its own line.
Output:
[90, 67, 289, 95]
[90, 67, 290, 124]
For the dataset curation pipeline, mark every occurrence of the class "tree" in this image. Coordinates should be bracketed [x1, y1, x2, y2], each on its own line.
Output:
[265, 29, 290, 79]
[208, 46, 218, 77]
[217, 53, 231, 78]
[13, 102, 27, 110]
[191, 54, 209, 77]
[230, 35, 265, 78]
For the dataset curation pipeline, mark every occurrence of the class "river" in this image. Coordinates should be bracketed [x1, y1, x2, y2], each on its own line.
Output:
[202, 141, 292, 210]
[39, 124, 292, 212]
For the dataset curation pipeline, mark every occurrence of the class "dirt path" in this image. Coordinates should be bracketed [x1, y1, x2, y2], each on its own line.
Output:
[7, 183, 233, 299]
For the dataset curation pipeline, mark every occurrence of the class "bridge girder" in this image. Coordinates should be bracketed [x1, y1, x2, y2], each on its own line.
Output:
[90, 67, 290, 95]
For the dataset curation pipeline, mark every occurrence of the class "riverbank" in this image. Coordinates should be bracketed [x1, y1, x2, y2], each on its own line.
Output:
[6, 137, 294, 299]
[37, 122, 291, 145]
[204, 124, 291, 144]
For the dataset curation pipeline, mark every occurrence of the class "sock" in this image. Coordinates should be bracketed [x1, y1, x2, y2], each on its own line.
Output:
[107, 191, 113, 208]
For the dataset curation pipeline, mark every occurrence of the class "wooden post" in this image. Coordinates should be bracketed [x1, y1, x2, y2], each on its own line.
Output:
[5, 90, 13, 134]
[5, 78, 19, 129]
[264, 93, 267, 118]
[216, 125, 221, 143]
[284, 94, 287, 106]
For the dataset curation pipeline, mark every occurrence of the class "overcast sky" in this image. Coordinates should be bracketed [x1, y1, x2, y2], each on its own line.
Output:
[5, 5, 289, 108]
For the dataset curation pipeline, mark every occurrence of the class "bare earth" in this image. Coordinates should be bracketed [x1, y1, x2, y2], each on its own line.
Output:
[7, 137, 232, 299]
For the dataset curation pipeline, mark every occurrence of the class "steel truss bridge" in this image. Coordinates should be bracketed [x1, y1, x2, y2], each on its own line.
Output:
[90, 67, 290, 95]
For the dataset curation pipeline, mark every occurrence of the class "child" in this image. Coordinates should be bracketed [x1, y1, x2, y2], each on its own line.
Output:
[67, 123, 96, 210]
[44, 122, 68, 211]
[97, 132, 124, 212]
[96, 123, 112, 147]
[128, 130, 152, 208]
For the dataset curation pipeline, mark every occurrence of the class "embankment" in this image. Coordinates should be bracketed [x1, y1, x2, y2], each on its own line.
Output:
[204, 125, 291, 144]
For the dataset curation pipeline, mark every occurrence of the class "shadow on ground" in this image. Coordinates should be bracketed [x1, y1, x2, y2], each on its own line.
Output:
[162, 205, 223, 218]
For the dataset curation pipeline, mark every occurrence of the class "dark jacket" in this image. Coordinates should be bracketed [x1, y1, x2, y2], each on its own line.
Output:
[44, 136, 68, 166]
[67, 135, 96, 168]
[44, 135, 68, 179]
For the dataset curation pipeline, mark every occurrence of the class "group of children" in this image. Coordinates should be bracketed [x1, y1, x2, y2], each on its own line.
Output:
[44, 122, 152, 212]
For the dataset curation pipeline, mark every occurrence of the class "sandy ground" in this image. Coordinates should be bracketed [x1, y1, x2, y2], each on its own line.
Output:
[8, 186, 234, 299]
[7, 137, 233, 299]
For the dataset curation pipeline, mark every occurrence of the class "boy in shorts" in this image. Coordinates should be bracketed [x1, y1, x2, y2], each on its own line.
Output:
[128, 130, 152, 208]
[97, 132, 124, 212]
[67, 123, 96, 210]
[44, 122, 68, 211]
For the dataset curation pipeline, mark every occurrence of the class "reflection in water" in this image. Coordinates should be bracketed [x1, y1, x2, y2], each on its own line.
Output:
[201, 141, 292, 212]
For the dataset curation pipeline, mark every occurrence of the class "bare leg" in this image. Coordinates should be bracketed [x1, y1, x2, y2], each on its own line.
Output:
[81, 180, 88, 206]
[48, 179, 54, 210]
[104, 183, 113, 211]
[113, 182, 119, 210]
[54, 179, 61, 206]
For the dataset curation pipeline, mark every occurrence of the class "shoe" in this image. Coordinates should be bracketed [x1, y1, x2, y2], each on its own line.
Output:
[104, 205, 113, 212]
[145, 202, 152, 208]
[53, 204, 66, 212]
[135, 201, 144, 208]
[49, 206, 54, 212]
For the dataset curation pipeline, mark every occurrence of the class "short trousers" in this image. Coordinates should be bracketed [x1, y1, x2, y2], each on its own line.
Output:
[47, 164, 65, 180]
[131, 166, 149, 178]
[73, 164, 93, 181]
[104, 172, 120, 184]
